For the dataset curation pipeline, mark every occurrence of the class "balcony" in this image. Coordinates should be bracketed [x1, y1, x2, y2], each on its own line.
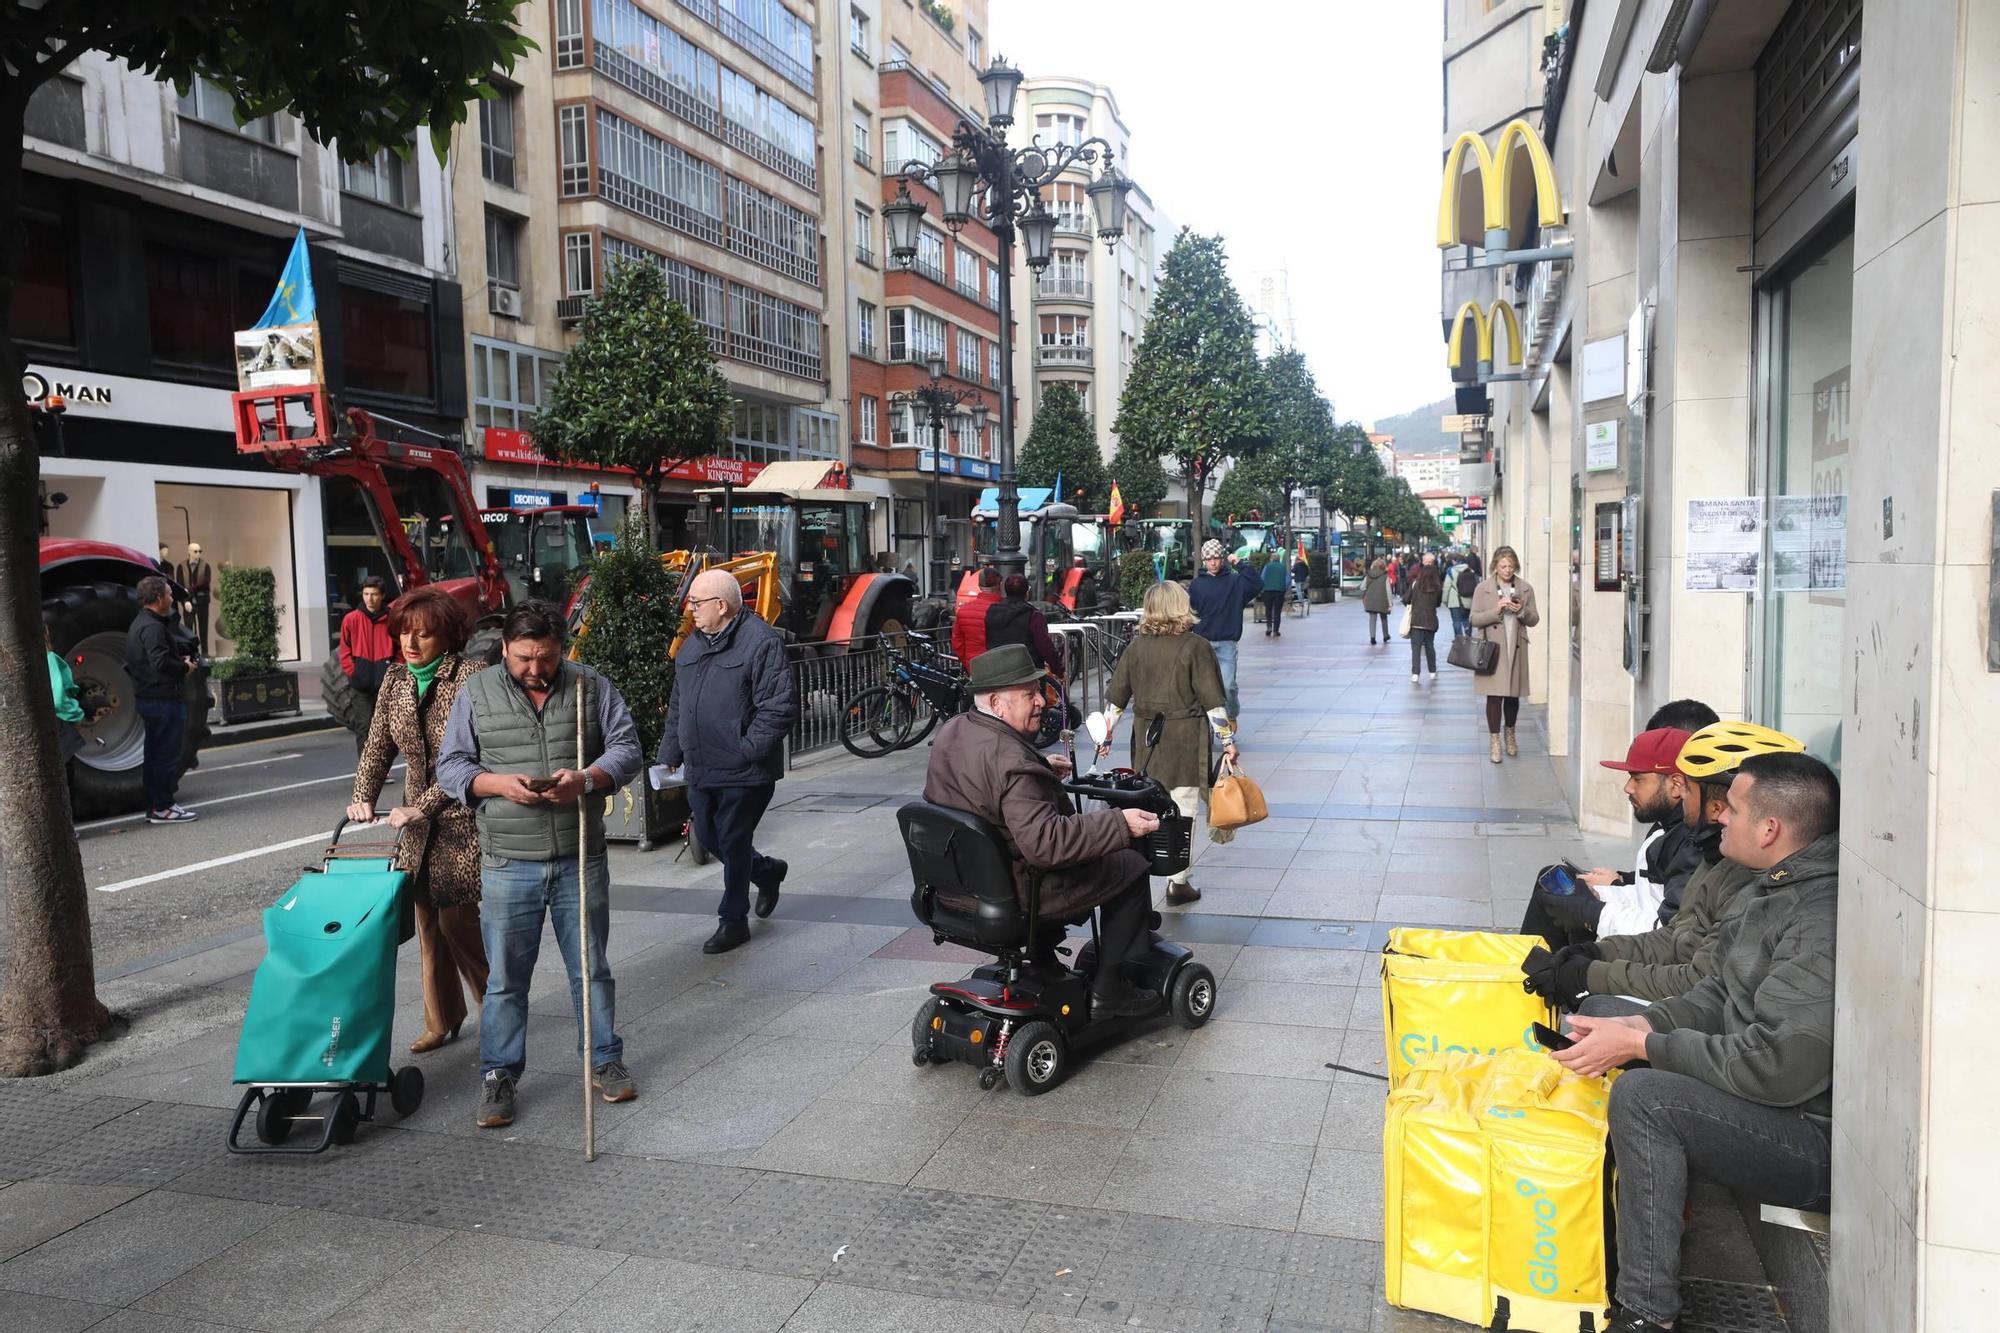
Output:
[1038, 275, 1092, 302]
[1053, 210, 1091, 236]
[854, 145, 873, 171]
[1037, 343, 1093, 367]
[954, 279, 983, 305]
[913, 256, 946, 285]
[856, 243, 876, 266]
[856, 337, 878, 359]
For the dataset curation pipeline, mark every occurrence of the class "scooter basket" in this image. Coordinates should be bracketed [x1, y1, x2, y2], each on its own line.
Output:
[1144, 813, 1192, 877]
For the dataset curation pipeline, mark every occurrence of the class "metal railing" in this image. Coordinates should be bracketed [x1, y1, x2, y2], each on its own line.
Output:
[1038, 275, 1092, 301]
[786, 635, 894, 764]
[853, 145, 873, 171]
[1037, 343, 1093, 366]
[855, 242, 876, 266]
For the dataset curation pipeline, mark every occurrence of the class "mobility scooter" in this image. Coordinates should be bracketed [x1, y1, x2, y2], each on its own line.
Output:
[899, 719, 1219, 1095]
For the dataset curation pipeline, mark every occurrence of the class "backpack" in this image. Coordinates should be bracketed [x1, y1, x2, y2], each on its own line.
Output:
[1456, 567, 1479, 600]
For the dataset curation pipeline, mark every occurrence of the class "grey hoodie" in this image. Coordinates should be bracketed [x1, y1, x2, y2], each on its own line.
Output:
[1642, 832, 1839, 1121]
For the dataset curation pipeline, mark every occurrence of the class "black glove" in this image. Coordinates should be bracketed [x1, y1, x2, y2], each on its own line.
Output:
[1520, 946, 1557, 997]
[1547, 944, 1597, 1011]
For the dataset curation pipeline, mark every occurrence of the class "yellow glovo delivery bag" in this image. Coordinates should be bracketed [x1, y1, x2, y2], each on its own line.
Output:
[1384, 1048, 1615, 1332]
[1381, 928, 1557, 1085]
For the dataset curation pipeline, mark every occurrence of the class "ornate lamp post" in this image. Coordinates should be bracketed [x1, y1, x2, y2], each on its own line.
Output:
[882, 56, 1133, 577]
[890, 355, 986, 595]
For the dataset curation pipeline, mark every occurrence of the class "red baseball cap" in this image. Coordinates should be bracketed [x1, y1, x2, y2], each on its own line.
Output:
[1600, 727, 1692, 774]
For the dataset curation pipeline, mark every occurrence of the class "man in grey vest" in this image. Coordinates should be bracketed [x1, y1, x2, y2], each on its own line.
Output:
[437, 602, 644, 1129]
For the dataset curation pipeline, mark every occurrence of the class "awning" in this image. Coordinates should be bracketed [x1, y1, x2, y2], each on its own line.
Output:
[695, 459, 857, 502]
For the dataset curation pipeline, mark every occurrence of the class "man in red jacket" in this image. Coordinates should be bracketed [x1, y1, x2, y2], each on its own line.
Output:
[338, 577, 395, 753]
[951, 565, 1001, 666]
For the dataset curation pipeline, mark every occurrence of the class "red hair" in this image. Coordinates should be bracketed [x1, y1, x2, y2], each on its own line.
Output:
[385, 586, 472, 652]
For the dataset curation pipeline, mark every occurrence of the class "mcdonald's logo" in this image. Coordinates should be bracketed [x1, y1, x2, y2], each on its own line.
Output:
[1438, 118, 1564, 251]
[1447, 300, 1523, 380]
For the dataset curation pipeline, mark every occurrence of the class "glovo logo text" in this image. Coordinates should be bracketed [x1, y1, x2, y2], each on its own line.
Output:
[1515, 1177, 1561, 1295]
[1398, 1023, 1543, 1067]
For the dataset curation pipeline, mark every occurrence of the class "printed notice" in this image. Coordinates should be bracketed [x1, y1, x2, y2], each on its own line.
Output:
[1685, 498, 1763, 591]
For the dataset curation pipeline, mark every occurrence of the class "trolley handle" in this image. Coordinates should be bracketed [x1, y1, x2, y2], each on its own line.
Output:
[325, 813, 401, 862]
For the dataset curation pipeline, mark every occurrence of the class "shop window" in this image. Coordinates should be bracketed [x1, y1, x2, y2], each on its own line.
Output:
[15, 210, 75, 346]
[148, 242, 272, 373]
[341, 283, 433, 399]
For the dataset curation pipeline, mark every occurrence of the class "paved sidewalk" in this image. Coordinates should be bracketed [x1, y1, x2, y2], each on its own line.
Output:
[0, 597, 1778, 1333]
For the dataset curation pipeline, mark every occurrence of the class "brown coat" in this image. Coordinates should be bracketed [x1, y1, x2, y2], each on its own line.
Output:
[1403, 565, 1443, 632]
[1107, 630, 1228, 791]
[922, 710, 1148, 921]
[1361, 562, 1392, 614]
[351, 654, 485, 906]
[1467, 576, 1540, 698]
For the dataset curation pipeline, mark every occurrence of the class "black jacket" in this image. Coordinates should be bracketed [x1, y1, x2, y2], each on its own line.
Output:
[658, 611, 798, 787]
[984, 597, 1061, 671]
[127, 606, 192, 701]
[1641, 810, 1704, 922]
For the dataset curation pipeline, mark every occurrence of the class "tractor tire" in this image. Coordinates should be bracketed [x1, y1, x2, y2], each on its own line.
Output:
[319, 650, 374, 744]
[467, 622, 503, 667]
[46, 581, 212, 819]
[863, 586, 915, 652]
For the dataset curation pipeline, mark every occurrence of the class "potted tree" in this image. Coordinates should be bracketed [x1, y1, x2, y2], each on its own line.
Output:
[211, 566, 299, 722]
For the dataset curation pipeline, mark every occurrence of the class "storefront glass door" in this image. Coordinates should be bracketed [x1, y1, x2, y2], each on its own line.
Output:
[1759, 230, 1854, 765]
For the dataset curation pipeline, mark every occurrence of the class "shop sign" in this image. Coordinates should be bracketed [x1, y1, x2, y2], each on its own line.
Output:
[24, 363, 232, 431]
[509, 489, 553, 507]
[483, 426, 765, 487]
[1581, 336, 1624, 403]
[1586, 420, 1619, 472]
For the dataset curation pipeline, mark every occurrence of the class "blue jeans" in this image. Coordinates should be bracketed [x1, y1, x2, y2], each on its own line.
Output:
[134, 696, 186, 812]
[1448, 605, 1471, 638]
[478, 853, 621, 1078]
[1208, 639, 1240, 718]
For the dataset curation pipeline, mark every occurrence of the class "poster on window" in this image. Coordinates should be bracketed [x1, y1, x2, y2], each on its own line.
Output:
[234, 323, 322, 390]
[1769, 494, 1847, 592]
[1684, 497, 1763, 591]
[1809, 365, 1850, 602]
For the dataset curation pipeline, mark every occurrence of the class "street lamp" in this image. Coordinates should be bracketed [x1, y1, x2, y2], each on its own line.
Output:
[886, 54, 1135, 578]
[890, 363, 985, 598]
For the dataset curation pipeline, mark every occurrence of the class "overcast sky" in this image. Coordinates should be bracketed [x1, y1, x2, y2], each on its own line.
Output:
[990, 0, 1445, 429]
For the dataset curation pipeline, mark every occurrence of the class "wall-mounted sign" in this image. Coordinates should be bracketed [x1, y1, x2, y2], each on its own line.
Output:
[1581, 335, 1625, 403]
[1586, 420, 1620, 472]
[508, 489, 553, 507]
[1625, 305, 1649, 407]
[482, 426, 765, 488]
[25, 363, 232, 431]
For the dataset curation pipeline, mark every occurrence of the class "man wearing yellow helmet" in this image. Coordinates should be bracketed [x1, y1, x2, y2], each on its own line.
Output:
[1523, 721, 1804, 1010]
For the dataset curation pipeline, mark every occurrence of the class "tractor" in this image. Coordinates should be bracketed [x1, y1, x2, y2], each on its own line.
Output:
[1132, 516, 1197, 582]
[961, 489, 1103, 610]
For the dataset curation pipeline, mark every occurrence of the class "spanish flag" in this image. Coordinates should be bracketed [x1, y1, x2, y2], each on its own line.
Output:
[1108, 481, 1126, 526]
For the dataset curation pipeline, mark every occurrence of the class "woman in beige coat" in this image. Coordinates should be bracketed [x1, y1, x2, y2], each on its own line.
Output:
[1467, 545, 1540, 763]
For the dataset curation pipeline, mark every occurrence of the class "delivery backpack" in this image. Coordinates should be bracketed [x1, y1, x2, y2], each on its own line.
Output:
[1381, 928, 1558, 1085]
[1385, 1047, 1616, 1331]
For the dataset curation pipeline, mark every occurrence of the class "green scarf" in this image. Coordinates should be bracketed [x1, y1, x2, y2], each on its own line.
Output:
[407, 655, 443, 700]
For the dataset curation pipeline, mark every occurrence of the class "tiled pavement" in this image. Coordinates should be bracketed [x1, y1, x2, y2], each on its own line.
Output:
[0, 597, 1783, 1332]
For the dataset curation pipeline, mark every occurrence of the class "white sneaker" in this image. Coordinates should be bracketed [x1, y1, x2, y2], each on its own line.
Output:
[1428, 671, 1438, 682]
[1411, 673, 1420, 683]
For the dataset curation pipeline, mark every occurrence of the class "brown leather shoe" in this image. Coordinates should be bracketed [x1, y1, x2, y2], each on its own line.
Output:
[409, 1025, 459, 1054]
[1165, 882, 1201, 906]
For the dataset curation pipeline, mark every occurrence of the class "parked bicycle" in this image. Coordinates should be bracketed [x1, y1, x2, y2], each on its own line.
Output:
[839, 633, 967, 758]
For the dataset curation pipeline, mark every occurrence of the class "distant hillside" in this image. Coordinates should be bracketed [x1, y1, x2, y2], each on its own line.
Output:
[1368, 396, 1459, 455]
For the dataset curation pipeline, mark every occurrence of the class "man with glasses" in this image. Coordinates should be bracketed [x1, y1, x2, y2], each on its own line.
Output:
[659, 569, 799, 954]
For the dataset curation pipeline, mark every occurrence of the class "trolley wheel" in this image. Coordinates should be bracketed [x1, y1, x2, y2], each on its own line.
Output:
[911, 997, 942, 1064]
[1170, 964, 1218, 1029]
[1003, 1021, 1067, 1096]
[254, 1088, 310, 1146]
[328, 1091, 362, 1146]
[390, 1065, 425, 1117]
[977, 1066, 1003, 1091]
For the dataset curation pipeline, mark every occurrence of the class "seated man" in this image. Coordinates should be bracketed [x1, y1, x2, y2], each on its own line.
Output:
[1525, 720, 1802, 1012]
[1521, 727, 1701, 949]
[1552, 752, 1839, 1333]
[922, 645, 1162, 1017]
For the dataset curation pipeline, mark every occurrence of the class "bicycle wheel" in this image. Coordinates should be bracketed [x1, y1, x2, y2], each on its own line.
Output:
[840, 686, 916, 758]
[897, 698, 942, 749]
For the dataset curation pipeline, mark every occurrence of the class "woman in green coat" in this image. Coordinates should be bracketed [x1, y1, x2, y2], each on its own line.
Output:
[1099, 582, 1239, 906]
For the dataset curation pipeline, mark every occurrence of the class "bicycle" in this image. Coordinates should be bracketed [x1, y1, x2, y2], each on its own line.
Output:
[840, 634, 967, 758]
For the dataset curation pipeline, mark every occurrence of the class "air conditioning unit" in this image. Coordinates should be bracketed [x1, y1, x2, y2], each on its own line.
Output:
[488, 282, 521, 319]
[555, 295, 590, 326]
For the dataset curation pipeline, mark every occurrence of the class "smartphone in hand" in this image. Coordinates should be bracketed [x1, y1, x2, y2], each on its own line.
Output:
[1532, 1022, 1575, 1052]
[523, 775, 559, 793]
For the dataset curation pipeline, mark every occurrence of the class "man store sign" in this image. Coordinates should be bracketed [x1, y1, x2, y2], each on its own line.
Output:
[22, 364, 233, 431]
[22, 370, 113, 407]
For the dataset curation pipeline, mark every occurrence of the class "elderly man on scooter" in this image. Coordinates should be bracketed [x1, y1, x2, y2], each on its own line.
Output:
[922, 645, 1162, 1017]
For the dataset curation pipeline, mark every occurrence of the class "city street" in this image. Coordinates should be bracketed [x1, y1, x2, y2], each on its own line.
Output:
[0, 599, 1784, 1333]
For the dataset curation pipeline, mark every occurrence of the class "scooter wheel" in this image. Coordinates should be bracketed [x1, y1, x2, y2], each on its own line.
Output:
[1003, 1021, 1067, 1096]
[1170, 964, 1218, 1029]
[911, 997, 942, 1063]
[978, 1066, 1003, 1091]
[390, 1065, 425, 1117]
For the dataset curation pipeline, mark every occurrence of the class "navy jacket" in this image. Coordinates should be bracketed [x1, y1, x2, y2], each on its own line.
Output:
[1187, 566, 1261, 642]
[658, 611, 798, 787]
[126, 606, 192, 701]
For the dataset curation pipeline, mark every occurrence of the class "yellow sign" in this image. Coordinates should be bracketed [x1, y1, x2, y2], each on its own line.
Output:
[1437, 118, 1564, 251]
[1446, 300, 1523, 375]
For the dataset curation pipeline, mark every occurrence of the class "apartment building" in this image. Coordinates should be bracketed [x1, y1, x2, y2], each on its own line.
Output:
[1394, 452, 1460, 494]
[21, 53, 466, 666]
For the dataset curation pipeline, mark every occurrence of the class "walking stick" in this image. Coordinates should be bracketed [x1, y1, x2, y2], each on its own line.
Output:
[577, 675, 596, 1162]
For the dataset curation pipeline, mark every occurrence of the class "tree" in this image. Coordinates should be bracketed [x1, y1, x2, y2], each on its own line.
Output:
[1113, 230, 1270, 539]
[531, 258, 733, 547]
[1211, 465, 1280, 526]
[1107, 435, 1169, 518]
[1016, 384, 1109, 511]
[0, 1, 532, 1076]
[1246, 350, 1339, 536]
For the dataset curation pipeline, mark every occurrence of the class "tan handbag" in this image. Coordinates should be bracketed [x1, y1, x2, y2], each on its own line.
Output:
[1209, 757, 1269, 830]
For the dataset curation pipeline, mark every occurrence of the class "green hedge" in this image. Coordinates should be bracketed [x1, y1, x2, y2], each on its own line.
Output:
[574, 510, 681, 758]
[1118, 549, 1158, 611]
[213, 565, 279, 679]
[1307, 551, 1332, 588]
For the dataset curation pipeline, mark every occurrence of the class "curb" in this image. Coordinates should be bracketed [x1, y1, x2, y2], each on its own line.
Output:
[206, 713, 344, 747]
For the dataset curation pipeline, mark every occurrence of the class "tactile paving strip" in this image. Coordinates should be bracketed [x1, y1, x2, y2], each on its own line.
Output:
[0, 1090, 147, 1169]
[1680, 1277, 1790, 1333]
[27, 1101, 225, 1186]
[1083, 1251, 1281, 1329]
[1283, 1233, 1383, 1286]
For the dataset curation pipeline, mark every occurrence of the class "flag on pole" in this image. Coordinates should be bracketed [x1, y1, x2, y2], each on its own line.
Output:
[253, 228, 316, 328]
[1108, 481, 1126, 526]
[1053, 470, 1064, 503]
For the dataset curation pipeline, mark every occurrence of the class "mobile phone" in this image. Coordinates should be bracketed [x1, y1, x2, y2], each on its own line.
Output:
[523, 775, 559, 792]
[1536, 861, 1584, 897]
[1532, 1022, 1575, 1053]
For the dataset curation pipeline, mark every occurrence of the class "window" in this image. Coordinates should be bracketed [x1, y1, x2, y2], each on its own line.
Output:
[471, 337, 562, 434]
[1040, 313, 1089, 350]
[891, 402, 915, 445]
[1035, 112, 1084, 148]
[888, 308, 907, 362]
[595, 109, 723, 244]
[340, 141, 414, 208]
[915, 227, 945, 283]
[148, 243, 246, 371]
[954, 247, 981, 300]
[1049, 181, 1088, 232]
[593, 0, 720, 136]
[987, 263, 1000, 307]
[857, 393, 879, 443]
[856, 299, 877, 355]
[720, 67, 816, 188]
[480, 88, 517, 187]
[562, 231, 595, 296]
[987, 341, 999, 385]
[911, 308, 946, 362]
[889, 39, 911, 66]
[16, 211, 74, 346]
[849, 7, 870, 57]
[559, 104, 590, 196]
[967, 27, 983, 68]
[716, 0, 814, 93]
[726, 176, 820, 285]
[341, 283, 433, 399]
[177, 78, 277, 143]
[726, 282, 822, 379]
[882, 117, 941, 170]
[954, 412, 979, 456]
[851, 108, 872, 169]
[555, 0, 585, 68]
[603, 236, 726, 347]
[485, 211, 521, 289]
[854, 203, 874, 264]
[956, 328, 979, 380]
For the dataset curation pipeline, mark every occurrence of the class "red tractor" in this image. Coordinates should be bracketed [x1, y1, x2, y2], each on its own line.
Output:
[40, 539, 212, 818]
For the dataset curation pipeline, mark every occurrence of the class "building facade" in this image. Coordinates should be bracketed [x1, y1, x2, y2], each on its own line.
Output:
[22, 53, 467, 665]
[1395, 452, 1461, 494]
[1442, 0, 2000, 1325]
